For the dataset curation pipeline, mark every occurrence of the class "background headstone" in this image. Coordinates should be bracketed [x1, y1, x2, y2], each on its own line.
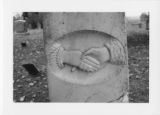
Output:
[13, 20, 28, 33]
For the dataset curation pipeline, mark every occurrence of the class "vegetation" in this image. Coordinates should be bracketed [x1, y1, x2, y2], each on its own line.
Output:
[22, 12, 43, 29]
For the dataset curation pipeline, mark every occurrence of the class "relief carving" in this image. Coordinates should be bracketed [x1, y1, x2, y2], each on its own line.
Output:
[48, 34, 126, 73]
[48, 42, 100, 72]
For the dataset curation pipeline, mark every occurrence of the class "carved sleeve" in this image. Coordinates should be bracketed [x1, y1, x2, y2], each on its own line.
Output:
[104, 38, 126, 65]
[48, 43, 64, 69]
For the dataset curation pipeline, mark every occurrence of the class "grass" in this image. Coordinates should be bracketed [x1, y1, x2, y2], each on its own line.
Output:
[127, 31, 149, 103]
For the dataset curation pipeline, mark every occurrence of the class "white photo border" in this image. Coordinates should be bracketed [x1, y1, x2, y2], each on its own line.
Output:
[2, 0, 160, 115]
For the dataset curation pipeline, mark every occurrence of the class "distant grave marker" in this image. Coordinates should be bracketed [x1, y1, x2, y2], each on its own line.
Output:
[14, 20, 28, 33]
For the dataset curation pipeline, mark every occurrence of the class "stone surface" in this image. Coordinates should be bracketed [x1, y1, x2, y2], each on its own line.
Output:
[43, 12, 129, 102]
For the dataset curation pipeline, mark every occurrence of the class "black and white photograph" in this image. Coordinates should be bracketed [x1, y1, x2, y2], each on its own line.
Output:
[3, 0, 160, 115]
[13, 12, 149, 103]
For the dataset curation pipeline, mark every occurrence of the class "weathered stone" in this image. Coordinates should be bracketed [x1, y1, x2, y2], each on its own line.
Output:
[43, 13, 129, 102]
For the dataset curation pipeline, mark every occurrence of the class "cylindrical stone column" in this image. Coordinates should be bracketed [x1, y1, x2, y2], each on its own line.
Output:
[43, 12, 129, 102]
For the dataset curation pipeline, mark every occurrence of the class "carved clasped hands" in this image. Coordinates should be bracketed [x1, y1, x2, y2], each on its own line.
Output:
[62, 49, 101, 72]
[49, 43, 101, 72]
[82, 47, 110, 65]
[49, 38, 126, 73]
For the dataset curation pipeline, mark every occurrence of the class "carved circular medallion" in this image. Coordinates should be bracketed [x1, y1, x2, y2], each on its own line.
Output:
[48, 30, 126, 85]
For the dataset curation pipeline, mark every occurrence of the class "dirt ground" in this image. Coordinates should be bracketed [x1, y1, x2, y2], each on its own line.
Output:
[13, 29, 149, 102]
[127, 31, 149, 102]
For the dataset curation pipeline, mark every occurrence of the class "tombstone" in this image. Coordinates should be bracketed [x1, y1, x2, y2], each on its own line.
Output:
[43, 13, 129, 102]
[13, 20, 28, 33]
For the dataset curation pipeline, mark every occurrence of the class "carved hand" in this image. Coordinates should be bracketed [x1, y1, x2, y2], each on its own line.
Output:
[83, 47, 110, 65]
[49, 42, 100, 72]
[79, 56, 100, 72]
[62, 50, 100, 72]
[62, 50, 82, 67]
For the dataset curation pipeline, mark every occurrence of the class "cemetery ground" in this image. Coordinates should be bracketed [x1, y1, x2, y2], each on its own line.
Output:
[13, 29, 149, 103]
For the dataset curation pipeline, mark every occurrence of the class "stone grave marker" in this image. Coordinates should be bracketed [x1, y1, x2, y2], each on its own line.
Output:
[43, 12, 129, 102]
[14, 20, 28, 33]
